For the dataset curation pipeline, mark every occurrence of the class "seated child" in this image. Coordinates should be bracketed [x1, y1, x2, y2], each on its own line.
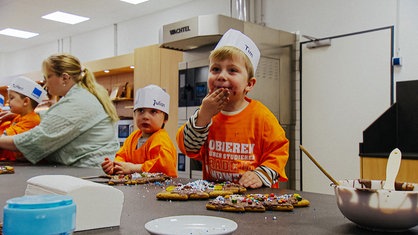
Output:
[0, 76, 47, 161]
[101, 84, 177, 177]
[0, 94, 4, 109]
[176, 29, 289, 188]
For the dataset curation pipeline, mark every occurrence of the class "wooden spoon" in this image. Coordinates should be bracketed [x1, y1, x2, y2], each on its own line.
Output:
[299, 145, 340, 186]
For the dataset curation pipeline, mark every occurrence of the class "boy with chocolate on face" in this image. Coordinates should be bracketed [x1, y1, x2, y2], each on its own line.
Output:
[176, 29, 289, 189]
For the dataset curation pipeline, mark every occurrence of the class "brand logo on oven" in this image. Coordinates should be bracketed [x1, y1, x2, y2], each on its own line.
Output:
[169, 26, 190, 35]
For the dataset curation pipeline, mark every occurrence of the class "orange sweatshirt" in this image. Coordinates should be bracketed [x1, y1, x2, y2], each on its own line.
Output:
[0, 111, 41, 161]
[177, 99, 289, 184]
[115, 129, 178, 177]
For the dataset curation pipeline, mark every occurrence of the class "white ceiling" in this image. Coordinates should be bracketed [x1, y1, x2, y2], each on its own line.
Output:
[0, 0, 193, 53]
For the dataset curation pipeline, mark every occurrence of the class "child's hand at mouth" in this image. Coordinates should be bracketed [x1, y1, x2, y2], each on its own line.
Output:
[196, 88, 230, 127]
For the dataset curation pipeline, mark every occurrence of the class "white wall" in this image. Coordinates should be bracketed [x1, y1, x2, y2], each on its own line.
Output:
[71, 26, 115, 62]
[301, 29, 393, 194]
[397, 0, 418, 81]
[265, 0, 396, 37]
[1, 0, 417, 193]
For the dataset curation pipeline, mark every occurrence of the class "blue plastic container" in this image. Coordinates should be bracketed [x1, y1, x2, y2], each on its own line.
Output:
[3, 194, 76, 235]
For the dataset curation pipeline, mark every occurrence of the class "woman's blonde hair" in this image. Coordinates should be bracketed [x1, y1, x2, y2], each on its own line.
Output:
[209, 46, 255, 79]
[43, 53, 119, 123]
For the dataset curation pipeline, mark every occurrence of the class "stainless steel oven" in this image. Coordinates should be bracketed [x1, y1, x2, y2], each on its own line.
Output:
[177, 57, 209, 178]
[116, 119, 134, 147]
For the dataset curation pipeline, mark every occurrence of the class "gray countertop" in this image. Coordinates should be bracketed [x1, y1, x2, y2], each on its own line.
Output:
[1, 164, 417, 235]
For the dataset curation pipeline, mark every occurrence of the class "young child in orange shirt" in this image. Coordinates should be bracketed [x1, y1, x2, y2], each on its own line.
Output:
[176, 29, 289, 188]
[101, 84, 177, 177]
[0, 76, 47, 161]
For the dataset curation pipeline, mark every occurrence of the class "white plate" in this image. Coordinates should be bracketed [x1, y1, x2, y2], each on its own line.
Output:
[145, 215, 238, 235]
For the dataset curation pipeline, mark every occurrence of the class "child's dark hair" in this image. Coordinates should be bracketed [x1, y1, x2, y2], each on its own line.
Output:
[162, 113, 169, 129]
[17, 93, 39, 109]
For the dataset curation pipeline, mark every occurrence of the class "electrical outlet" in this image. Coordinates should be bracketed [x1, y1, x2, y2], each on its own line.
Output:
[392, 57, 402, 66]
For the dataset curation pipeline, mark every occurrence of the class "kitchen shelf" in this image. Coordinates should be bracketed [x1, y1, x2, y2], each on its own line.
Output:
[112, 98, 133, 102]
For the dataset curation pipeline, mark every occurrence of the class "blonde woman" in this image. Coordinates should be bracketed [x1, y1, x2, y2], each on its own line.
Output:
[0, 53, 119, 167]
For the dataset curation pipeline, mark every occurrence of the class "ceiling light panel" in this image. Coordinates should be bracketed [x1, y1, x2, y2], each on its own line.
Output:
[0, 28, 39, 39]
[42, 11, 89, 25]
[120, 0, 149, 4]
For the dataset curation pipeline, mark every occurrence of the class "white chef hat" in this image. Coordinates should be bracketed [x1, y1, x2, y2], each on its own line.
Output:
[8, 76, 47, 104]
[0, 94, 4, 108]
[215, 28, 261, 73]
[134, 84, 170, 115]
